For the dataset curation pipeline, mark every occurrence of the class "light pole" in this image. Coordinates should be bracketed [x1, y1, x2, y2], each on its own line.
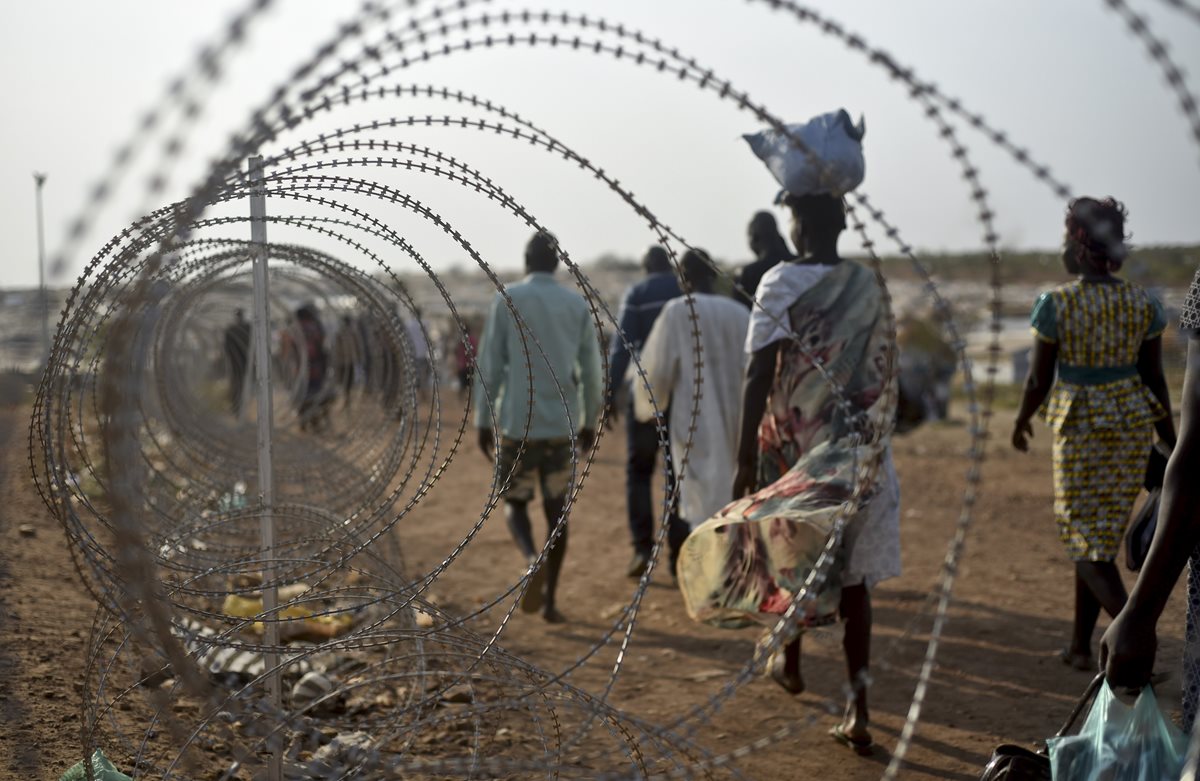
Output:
[33, 172, 50, 368]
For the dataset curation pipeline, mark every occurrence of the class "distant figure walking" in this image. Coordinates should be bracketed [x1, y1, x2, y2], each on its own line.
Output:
[678, 194, 900, 756]
[1013, 197, 1175, 671]
[295, 305, 330, 432]
[333, 314, 358, 408]
[455, 320, 479, 401]
[607, 246, 681, 578]
[475, 231, 603, 623]
[406, 315, 433, 399]
[633, 249, 750, 578]
[224, 309, 251, 416]
[734, 211, 794, 307]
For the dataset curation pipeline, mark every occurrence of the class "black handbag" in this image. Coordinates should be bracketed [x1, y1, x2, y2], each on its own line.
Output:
[1126, 443, 1171, 572]
[1144, 442, 1169, 492]
[978, 674, 1104, 781]
[1125, 489, 1160, 572]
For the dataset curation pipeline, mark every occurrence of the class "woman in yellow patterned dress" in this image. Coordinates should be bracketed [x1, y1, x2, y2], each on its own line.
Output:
[1013, 197, 1176, 671]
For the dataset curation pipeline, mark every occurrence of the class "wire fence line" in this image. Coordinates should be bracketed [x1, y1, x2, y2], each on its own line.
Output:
[14, 1, 1198, 778]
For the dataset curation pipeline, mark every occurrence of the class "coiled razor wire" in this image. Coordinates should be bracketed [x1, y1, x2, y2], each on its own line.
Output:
[19, 1, 1200, 779]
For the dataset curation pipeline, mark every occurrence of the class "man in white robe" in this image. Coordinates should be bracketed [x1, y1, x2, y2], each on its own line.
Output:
[633, 249, 750, 578]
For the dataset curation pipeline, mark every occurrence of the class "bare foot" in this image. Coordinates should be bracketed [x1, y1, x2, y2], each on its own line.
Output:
[542, 606, 567, 624]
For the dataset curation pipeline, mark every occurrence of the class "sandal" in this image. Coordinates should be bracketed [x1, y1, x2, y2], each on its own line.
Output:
[830, 724, 874, 756]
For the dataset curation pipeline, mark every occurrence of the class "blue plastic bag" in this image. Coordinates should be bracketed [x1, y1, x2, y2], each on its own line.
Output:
[59, 749, 133, 781]
[743, 109, 865, 199]
[1047, 681, 1186, 780]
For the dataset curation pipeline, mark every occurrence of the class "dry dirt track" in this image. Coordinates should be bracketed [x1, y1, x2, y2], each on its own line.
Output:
[0, 397, 1190, 780]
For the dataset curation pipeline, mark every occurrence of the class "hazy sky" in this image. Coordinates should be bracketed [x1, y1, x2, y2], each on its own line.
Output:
[2, 1, 1198, 289]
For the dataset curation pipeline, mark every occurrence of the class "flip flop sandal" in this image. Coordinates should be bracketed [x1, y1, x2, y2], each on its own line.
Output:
[830, 724, 874, 756]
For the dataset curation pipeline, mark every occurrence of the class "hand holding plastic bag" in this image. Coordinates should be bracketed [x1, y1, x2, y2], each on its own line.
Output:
[1047, 681, 1186, 781]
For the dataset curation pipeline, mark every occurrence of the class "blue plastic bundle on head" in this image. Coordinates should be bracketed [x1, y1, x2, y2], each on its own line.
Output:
[743, 109, 866, 202]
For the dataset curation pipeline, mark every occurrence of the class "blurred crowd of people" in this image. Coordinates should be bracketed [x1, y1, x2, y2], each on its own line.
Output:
[220, 300, 485, 433]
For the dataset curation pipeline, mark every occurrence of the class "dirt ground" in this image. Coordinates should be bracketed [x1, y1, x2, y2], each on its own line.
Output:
[0, 396, 1190, 780]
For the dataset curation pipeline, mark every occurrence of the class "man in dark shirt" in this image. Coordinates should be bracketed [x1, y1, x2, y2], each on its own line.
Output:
[223, 309, 251, 416]
[296, 305, 329, 432]
[607, 246, 681, 577]
[735, 211, 794, 307]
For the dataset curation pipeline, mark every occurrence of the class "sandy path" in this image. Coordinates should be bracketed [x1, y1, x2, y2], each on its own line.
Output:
[0, 398, 1188, 779]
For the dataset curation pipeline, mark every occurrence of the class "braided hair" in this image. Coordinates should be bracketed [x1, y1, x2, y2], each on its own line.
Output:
[1065, 197, 1129, 275]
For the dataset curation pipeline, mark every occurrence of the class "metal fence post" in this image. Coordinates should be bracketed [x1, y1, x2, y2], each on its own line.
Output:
[248, 155, 282, 781]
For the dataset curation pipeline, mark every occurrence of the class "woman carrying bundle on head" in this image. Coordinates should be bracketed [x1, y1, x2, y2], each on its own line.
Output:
[678, 110, 899, 756]
[1012, 197, 1176, 671]
[677, 194, 901, 755]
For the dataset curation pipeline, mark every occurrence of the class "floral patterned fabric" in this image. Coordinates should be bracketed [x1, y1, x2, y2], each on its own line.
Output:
[677, 261, 899, 629]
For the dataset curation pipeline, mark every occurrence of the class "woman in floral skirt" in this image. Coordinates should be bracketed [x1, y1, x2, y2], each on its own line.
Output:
[678, 193, 900, 755]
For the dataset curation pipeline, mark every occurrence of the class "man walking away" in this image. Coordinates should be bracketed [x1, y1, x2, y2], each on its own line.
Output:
[633, 249, 750, 579]
[296, 305, 329, 432]
[334, 314, 358, 408]
[607, 246, 681, 578]
[224, 309, 251, 416]
[475, 231, 603, 623]
[734, 211, 794, 307]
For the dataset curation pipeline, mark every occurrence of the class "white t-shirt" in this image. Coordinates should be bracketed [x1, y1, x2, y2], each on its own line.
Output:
[745, 262, 834, 353]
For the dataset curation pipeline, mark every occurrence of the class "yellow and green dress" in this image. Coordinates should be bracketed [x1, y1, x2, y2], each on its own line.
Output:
[1031, 279, 1167, 562]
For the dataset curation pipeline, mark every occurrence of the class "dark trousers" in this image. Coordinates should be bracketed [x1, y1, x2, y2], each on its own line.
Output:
[625, 405, 676, 555]
[667, 514, 691, 577]
[228, 361, 246, 415]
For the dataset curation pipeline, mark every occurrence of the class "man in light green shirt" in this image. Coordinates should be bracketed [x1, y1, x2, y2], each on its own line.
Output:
[475, 231, 602, 623]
